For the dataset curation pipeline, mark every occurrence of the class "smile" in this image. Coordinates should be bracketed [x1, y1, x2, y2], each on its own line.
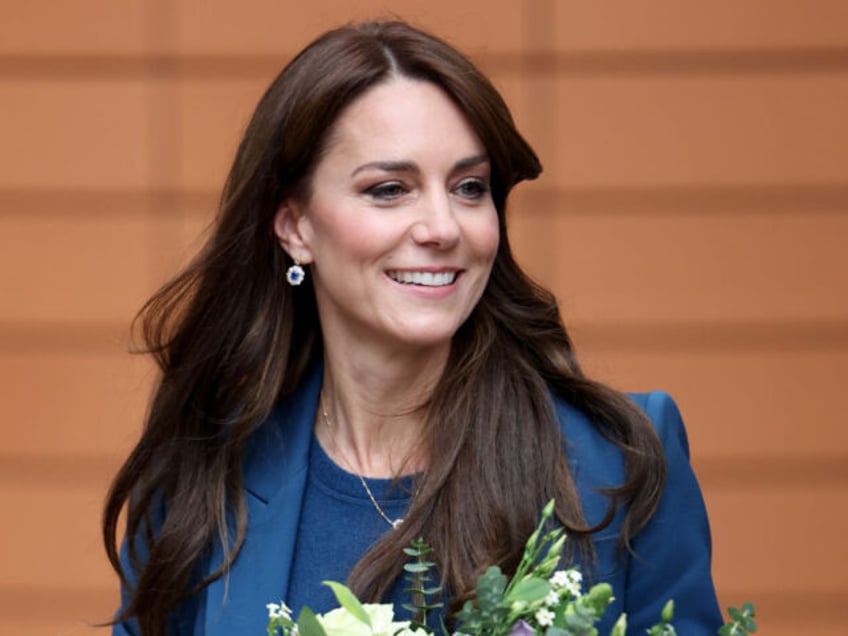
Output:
[387, 270, 458, 287]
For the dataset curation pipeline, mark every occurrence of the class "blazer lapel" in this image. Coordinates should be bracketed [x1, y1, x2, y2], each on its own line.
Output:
[202, 366, 321, 636]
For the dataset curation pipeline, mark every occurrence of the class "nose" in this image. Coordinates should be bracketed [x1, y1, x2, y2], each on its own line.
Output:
[410, 191, 461, 249]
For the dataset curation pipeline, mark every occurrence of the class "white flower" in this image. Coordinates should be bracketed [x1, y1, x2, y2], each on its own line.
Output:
[535, 608, 555, 627]
[267, 601, 292, 620]
[549, 570, 571, 589]
[317, 603, 412, 636]
[544, 589, 560, 607]
[550, 569, 582, 597]
[563, 570, 582, 597]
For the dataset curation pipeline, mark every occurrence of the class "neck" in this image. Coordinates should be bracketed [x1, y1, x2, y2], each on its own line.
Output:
[317, 340, 448, 478]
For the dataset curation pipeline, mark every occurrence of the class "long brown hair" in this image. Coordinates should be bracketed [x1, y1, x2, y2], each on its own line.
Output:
[103, 21, 665, 635]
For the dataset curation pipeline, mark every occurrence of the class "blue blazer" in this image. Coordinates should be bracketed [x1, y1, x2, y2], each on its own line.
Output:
[114, 366, 722, 635]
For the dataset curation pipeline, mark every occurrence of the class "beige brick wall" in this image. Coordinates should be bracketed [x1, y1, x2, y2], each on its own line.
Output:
[2, 2, 846, 634]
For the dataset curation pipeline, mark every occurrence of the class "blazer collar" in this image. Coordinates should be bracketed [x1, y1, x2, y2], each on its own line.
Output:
[202, 364, 322, 636]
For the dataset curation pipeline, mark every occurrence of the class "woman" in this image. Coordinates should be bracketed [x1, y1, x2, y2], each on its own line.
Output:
[104, 20, 722, 636]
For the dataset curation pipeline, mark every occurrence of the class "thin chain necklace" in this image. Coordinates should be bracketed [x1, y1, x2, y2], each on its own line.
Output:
[319, 391, 405, 530]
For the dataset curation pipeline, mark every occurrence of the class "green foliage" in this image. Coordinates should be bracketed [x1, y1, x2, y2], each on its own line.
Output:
[718, 603, 757, 636]
[266, 498, 758, 636]
[324, 581, 372, 627]
[454, 500, 616, 636]
[402, 537, 444, 630]
[646, 600, 676, 636]
[297, 607, 328, 636]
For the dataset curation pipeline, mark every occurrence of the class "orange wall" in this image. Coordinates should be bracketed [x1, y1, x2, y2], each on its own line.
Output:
[1, 2, 847, 635]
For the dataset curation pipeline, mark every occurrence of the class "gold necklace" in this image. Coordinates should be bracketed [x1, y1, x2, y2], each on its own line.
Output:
[319, 391, 404, 530]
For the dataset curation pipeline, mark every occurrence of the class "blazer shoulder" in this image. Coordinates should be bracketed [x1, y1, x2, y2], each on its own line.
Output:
[553, 389, 687, 458]
[627, 390, 691, 460]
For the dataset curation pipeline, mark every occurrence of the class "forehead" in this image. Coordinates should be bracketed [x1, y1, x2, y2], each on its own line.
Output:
[320, 77, 486, 164]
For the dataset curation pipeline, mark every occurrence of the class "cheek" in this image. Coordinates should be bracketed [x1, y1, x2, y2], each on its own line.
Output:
[313, 212, 398, 264]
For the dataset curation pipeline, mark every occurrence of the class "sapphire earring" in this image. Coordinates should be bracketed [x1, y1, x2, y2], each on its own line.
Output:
[286, 260, 305, 286]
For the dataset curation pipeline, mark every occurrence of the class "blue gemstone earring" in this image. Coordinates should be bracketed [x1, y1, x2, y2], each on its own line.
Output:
[286, 260, 305, 286]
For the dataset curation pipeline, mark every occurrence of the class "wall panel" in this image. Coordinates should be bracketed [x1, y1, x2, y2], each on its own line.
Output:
[0, 486, 113, 589]
[509, 210, 848, 325]
[173, 77, 273, 191]
[708, 486, 848, 633]
[0, 1, 845, 635]
[170, 0, 529, 56]
[0, 216, 154, 324]
[577, 346, 848, 458]
[0, 79, 152, 190]
[544, 74, 848, 188]
[0, 351, 151, 456]
[552, 1, 848, 51]
[0, 1, 148, 55]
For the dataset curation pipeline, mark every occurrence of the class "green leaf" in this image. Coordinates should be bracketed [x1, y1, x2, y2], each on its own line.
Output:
[475, 566, 508, 612]
[610, 613, 627, 636]
[507, 577, 551, 604]
[661, 599, 674, 623]
[296, 607, 327, 636]
[582, 582, 613, 615]
[322, 581, 371, 627]
[405, 562, 435, 573]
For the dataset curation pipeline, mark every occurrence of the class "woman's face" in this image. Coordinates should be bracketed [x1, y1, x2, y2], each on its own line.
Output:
[276, 77, 499, 355]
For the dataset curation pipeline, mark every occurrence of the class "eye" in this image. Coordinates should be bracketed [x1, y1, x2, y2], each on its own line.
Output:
[454, 178, 489, 200]
[363, 181, 409, 201]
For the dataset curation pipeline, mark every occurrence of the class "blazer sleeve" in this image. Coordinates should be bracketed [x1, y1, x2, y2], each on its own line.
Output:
[624, 391, 723, 633]
[112, 530, 144, 636]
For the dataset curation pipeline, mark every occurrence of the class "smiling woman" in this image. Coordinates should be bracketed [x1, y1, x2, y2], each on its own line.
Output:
[275, 79, 499, 356]
[103, 20, 722, 636]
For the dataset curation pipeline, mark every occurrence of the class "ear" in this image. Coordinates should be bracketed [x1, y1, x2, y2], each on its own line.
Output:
[273, 198, 314, 264]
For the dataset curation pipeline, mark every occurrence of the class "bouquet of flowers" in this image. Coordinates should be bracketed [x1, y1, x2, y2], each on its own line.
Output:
[267, 500, 756, 636]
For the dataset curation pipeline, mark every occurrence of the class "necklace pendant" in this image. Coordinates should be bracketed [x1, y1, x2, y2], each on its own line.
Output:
[391, 518, 403, 529]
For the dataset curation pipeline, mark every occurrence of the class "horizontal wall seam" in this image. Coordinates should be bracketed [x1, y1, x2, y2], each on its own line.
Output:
[693, 456, 848, 489]
[0, 47, 847, 80]
[2, 453, 847, 490]
[0, 585, 115, 623]
[570, 321, 848, 353]
[2, 321, 848, 354]
[2, 184, 848, 219]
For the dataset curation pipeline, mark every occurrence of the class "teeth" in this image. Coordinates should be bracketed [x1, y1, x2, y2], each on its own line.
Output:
[388, 271, 457, 286]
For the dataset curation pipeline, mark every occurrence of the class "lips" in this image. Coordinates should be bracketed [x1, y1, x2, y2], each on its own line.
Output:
[386, 270, 459, 287]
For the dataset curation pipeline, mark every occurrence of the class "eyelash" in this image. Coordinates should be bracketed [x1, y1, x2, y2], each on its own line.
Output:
[362, 178, 490, 202]
[455, 178, 489, 200]
[363, 182, 408, 200]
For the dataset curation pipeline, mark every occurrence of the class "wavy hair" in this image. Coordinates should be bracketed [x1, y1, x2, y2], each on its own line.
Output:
[103, 21, 665, 636]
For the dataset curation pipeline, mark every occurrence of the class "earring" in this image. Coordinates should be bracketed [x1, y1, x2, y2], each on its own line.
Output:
[286, 260, 305, 286]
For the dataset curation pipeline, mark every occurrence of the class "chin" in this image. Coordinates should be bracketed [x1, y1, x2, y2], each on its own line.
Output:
[386, 322, 464, 351]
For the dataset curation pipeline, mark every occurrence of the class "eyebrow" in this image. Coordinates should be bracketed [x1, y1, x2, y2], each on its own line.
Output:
[350, 153, 490, 177]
